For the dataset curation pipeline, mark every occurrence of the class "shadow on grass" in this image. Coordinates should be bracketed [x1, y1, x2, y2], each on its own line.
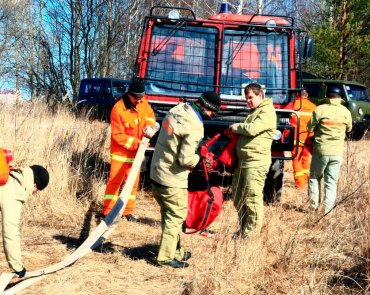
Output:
[136, 216, 159, 227]
[53, 234, 159, 266]
[328, 258, 370, 292]
[94, 242, 158, 265]
[281, 202, 309, 213]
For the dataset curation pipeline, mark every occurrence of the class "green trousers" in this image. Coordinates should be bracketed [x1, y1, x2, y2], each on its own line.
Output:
[152, 182, 187, 263]
[309, 154, 343, 214]
[232, 163, 269, 235]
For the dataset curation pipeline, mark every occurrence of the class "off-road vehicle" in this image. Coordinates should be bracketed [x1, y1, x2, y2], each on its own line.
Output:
[303, 78, 370, 140]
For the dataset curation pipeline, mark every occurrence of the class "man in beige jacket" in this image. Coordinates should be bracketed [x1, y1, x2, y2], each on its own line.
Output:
[0, 165, 49, 277]
[308, 86, 352, 214]
[150, 91, 221, 268]
[229, 83, 277, 239]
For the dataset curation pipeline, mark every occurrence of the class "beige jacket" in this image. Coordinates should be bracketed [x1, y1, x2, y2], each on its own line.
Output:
[231, 98, 277, 168]
[150, 103, 203, 188]
[308, 99, 352, 156]
[0, 167, 34, 272]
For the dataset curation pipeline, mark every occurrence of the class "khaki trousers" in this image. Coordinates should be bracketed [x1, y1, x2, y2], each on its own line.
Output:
[152, 183, 187, 263]
[232, 163, 269, 235]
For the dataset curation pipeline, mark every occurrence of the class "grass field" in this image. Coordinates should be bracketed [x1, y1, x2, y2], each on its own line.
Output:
[0, 101, 369, 294]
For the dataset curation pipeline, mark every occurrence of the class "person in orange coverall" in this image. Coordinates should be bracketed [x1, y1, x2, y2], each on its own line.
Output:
[102, 80, 156, 222]
[290, 89, 316, 189]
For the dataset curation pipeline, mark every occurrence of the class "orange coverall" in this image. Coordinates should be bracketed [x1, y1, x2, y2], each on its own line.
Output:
[290, 95, 316, 189]
[102, 96, 155, 216]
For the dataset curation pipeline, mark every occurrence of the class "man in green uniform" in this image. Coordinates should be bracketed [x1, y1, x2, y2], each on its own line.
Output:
[150, 91, 221, 268]
[229, 83, 277, 239]
[308, 86, 352, 214]
[0, 165, 49, 277]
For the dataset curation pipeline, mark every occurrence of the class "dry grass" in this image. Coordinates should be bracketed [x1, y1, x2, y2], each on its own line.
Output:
[0, 100, 369, 295]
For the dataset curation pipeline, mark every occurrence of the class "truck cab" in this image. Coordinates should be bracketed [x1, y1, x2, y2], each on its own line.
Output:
[134, 4, 313, 183]
[303, 78, 370, 139]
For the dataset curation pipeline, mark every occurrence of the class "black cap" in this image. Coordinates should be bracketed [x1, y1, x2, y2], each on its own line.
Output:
[30, 165, 49, 191]
[199, 91, 221, 112]
[128, 81, 145, 98]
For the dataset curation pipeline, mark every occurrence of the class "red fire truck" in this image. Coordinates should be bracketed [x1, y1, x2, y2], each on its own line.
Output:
[134, 4, 313, 185]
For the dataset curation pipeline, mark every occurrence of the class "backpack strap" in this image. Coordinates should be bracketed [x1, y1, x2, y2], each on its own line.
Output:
[9, 169, 23, 186]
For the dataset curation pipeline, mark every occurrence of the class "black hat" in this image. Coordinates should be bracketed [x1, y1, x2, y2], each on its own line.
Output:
[30, 165, 49, 191]
[199, 91, 221, 112]
[128, 81, 145, 98]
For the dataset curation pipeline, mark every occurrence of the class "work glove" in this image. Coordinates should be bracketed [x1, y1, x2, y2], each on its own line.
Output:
[143, 125, 157, 139]
[14, 267, 26, 278]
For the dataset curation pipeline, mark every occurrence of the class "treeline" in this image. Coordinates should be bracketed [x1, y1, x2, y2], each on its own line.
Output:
[0, 0, 368, 103]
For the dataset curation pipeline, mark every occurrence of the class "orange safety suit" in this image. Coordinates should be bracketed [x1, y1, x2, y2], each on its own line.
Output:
[290, 95, 316, 189]
[102, 95, 155, 216]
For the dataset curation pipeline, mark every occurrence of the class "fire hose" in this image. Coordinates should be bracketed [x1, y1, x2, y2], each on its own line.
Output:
[0, 134, 154, 294]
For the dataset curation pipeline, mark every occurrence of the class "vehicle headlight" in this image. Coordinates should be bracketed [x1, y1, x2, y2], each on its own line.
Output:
[273, 130, 282, 140]
[358, 107, 364, 116]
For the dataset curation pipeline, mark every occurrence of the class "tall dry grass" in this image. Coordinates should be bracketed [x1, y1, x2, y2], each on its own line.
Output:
[0, 100, 369, 295]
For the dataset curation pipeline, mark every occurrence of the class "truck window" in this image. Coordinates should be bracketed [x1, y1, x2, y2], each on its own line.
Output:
[146, 24, 217, 96]
[346, 85, 370, 102]
[221, 30, 289, 103]
[304, 83, 321, 98]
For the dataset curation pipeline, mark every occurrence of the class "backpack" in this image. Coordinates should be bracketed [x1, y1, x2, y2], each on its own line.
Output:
[0, 148, 13, 186]
[184, 159, 224, 234]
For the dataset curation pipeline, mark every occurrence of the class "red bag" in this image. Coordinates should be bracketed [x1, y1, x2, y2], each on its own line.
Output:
[218, 134, 238, 170]
[184, 159, 224, 234]
[184, 186, 224, 234]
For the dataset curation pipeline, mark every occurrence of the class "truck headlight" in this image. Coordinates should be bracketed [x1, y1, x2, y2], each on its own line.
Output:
[273, 130, 282, 140]
[358, 107, 364, 116]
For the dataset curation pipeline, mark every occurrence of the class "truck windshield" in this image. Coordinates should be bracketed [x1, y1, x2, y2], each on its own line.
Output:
[146, 24, 217, 97]
[346, 84, 370, 102]
[221, 30, 289, 104]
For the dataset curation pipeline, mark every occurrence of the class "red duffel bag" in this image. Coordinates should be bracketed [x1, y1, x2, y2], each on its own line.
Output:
[184, 159, 224, 234]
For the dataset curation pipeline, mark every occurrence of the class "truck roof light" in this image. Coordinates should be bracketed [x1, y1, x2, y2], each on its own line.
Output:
[168, 9, 180, 20]
[266, 19, 277, 30]
[220, 2, 231, 13]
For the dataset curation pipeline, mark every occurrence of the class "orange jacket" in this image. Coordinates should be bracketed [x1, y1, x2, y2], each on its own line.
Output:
[110, 96, 155, 160]
[290, 96, 316, 146]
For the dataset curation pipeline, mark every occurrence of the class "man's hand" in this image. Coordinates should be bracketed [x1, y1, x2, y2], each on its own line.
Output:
[14, 267, 26, 278]
[143, 125, 157, 139]
[228, 124, 237, 135]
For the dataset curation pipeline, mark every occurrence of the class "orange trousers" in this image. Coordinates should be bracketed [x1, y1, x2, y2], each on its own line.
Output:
[292, 146, 311, 189]
[102, 159, 140, 216]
